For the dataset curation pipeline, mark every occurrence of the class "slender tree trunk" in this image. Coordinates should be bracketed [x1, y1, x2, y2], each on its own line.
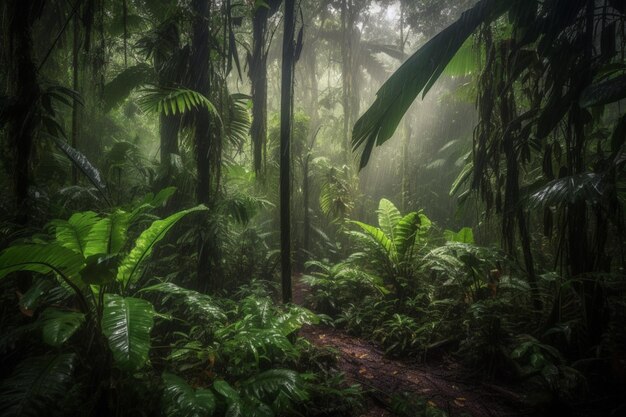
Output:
[280, 0, 296, 304]
[71, 11, 81, 185]
[190, 0, 213, 291]
[340, 0, 354, 162]
[250, 6, 269, 175]
[6, 1, 40, 226]
[302, 156, 311, 269]
[159, 114, 180, 182]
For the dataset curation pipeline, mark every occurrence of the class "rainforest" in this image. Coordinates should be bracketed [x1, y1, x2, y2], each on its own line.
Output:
[0, 1, 625, 416]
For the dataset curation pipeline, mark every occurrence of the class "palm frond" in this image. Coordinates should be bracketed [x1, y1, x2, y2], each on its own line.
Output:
[352, 0, 512, 169]
[103, 64, 154, 112]
[139, 87, 220, 119]
[527, 173, 604, 209]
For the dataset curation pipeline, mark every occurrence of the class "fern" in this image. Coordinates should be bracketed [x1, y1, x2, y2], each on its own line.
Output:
[0, 354, 76, 417]
[140, 282, 226, 322]
[162, 372, 216, 417]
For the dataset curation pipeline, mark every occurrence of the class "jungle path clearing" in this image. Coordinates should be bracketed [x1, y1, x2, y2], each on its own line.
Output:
[294, 276, 535, 417]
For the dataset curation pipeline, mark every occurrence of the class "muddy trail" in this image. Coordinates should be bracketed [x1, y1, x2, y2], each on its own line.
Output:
[293, 276, 535, 417]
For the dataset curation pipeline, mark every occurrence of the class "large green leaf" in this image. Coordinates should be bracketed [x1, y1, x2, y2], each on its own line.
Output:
[352, 0, 513, 169]
[377, 198, 402, 241]
[52, 211, 100, 255]
[392, 212, 421, 258]
[0, 243, 85, 282]
[443, 227, 475, 244]
[84, 210, 131, 256]
[117, 205, 208, 288]
[103, 63, 154, 112]
[38, 308, 85, 347]
[162, 372, 216, 417]
[351, 221, 393, 255]
[0, 353, 76, 417]
[101, 294, 155, 371]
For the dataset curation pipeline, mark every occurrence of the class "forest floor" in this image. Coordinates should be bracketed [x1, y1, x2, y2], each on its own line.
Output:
[293, 275, 535, 417]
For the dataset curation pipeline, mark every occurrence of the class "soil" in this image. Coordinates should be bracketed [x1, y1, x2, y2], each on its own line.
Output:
[293, 275, 536, 417]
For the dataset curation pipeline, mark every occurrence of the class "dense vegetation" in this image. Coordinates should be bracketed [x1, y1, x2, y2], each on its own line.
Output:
[0, 0, 625, 416]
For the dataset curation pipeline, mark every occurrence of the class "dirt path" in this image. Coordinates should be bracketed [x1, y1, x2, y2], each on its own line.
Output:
[294, 276, 533, 417]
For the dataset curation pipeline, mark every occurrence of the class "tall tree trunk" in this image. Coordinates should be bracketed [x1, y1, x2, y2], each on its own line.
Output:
[191, 0, 213, 291]
[280, 0, 296, 304]
[71, 10, 81, 185]
[6, 1, 40, 226]
[340, 0, 350, 161]
[250, 6, 269, 175]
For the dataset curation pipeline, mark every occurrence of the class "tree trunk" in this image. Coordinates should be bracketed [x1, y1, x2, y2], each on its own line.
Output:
[190, 0, 213, 291]
[250, 6, 269, 175]
[6, 1, 40, 226]
[280, 0, 296, 304]
[71, 11, 81, 185]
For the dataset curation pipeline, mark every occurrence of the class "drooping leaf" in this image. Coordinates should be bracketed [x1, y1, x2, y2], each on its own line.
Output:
[162, 372, 216, 417]
[52, 136, 107, 195]
[580, 73, 626, 108]
[103, 64, 154, 112]
[139, 87, 220, 121]
[117, 206, 208, 288]
[0, 244, 85, 283]
[351, 221, 393, 255]
[0, 354, 76, 417]
[38, 308, 85, 347]
[101, 294, 155, 371]
[352, 0, 513, 169]
[528, 173, 604, 208]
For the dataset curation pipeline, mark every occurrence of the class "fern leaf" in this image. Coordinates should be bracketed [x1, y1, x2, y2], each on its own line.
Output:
[162, 372, 216, 417]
